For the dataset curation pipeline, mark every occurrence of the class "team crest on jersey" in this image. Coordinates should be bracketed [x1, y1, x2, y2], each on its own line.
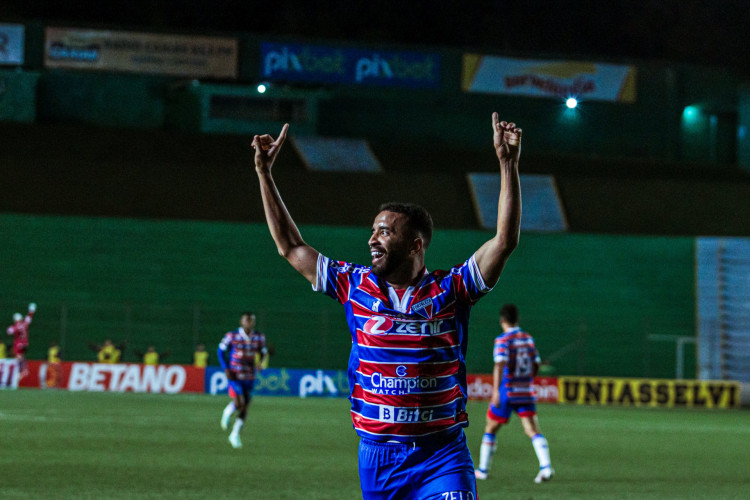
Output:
[411, 298, 434, 319]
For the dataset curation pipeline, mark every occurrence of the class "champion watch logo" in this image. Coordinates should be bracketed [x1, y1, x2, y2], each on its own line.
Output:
[411, 298, 433, 319]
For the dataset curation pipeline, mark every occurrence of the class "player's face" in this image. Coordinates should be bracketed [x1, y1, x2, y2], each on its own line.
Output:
[369, 211, 414, 278]
[241, 314, 256, 331]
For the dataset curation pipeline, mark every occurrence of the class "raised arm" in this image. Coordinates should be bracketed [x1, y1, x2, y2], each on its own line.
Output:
[253, 124, 319, 285]
[474, 112, 522, 287]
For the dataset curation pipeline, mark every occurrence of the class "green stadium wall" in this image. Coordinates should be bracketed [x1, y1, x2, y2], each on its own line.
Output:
[0, 213, 695, 378]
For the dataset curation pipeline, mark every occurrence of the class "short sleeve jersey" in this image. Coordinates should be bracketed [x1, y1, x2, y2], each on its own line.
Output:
[314, 253, 492, 442]
[7, 315, 32, 351]
[218, 328, 267, 381]
[493, 327, 541, 405]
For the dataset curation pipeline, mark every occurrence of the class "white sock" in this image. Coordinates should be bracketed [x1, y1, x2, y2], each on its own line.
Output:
[231, 418, 244, 436]
[532, 434, 551, 468]
[478, 433, 497, 472]
[223, 401, 236, 420]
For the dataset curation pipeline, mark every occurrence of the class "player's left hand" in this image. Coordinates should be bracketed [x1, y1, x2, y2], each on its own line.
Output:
[492, 112, 521, 164]
[253, 123, 289, 174]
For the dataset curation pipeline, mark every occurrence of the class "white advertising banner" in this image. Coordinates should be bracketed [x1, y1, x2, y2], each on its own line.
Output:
[463, 54, 637, 102]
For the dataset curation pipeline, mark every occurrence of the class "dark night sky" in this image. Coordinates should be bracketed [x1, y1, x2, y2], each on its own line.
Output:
[4, 0, 750, 75]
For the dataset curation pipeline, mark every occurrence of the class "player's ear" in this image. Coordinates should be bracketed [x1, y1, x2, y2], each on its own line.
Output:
[410, 237, 424, 255]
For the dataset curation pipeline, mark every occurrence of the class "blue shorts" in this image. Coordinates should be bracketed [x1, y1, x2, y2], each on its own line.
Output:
[228, 379, 255, 402]
[488, 392, 536, 424]
[358, 429, 477, 500]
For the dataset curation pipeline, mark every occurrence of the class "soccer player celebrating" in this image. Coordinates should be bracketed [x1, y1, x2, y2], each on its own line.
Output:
[6, 302, 36, 380]
[474, 304, 553, 483]
[217, 311, 268, 449]
[252, 113, 521, 499]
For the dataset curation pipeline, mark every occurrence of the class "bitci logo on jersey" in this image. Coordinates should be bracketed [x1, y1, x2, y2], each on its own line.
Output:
[363, 316, 394, 335]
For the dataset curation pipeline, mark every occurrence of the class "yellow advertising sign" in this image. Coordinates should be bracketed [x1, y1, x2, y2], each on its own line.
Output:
[559, 376, 741, 409]
[44, 27, 237, 79]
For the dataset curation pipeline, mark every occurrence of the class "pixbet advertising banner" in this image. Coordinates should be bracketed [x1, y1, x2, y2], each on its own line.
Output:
[0, 23, 25, 65]
[15, 360, 205, 394]
[261, 41, 440, 89]
[205, 366, 349, 398]
[462, 53, 637, 102]
[44, 27, 237, 78]
[466, 374, 559, 403]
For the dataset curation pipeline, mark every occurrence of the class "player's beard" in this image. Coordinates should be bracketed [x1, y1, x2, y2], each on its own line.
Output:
[371, 245, 409, 279]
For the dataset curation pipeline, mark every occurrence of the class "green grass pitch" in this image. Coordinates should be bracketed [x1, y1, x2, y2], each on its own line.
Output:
[1, 390, 747, 499]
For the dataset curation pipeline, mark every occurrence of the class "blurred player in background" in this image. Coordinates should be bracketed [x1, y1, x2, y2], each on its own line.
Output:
[135, 345, 170, 365]
[475, 304, 553, 484]
[88, 339, 126, 363]
[217, 311, 269, 449]
[6, 302, 36, 379]
[251, 113, 521, 499]
[46, 341, 62, 389]
[193, 343, 209, 368]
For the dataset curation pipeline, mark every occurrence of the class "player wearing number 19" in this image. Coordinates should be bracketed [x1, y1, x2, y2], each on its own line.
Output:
[475, 304, 554, 484]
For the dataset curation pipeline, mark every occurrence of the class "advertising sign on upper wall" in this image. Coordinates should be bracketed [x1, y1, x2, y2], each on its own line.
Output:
[462, 54, 637, 102]
[44, 27, 238, 79]
[261, 41, 441, 89]
[0, 23, 25, 65]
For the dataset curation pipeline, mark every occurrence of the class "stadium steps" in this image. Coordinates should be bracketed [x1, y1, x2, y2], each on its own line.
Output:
[2, 122, 750, 235]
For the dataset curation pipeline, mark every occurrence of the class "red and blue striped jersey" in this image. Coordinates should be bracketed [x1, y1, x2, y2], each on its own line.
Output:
[314, 253, 492, 443]
[493, 327, 540, 404]
[218, 328, 267, 381]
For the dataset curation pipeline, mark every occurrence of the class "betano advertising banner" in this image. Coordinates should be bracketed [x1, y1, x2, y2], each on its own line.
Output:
[13, 360, 205, 394]
[559, 376, 741, 409]
[261, 41, 440, 88]
[462, 54, 637, 102]
[0, 23, 25, 65]
[44, 27, 237, 79]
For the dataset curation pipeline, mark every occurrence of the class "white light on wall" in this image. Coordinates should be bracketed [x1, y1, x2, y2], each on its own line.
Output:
[565, 97, 578, 109]
[257, 83, 268, 94]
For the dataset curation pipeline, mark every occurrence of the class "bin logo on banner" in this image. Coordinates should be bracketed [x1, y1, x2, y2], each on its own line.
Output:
[0, 24, 25, 65]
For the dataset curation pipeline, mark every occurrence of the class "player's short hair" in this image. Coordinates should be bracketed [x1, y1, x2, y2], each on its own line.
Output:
[241, 311, 255, 318]
[500, 304, 519, 324]
[378, 202, 433, 249]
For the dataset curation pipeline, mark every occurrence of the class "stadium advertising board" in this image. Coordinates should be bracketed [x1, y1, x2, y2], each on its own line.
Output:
[560, 376, 741, 409]
[0, 359, 21, 388]
[206, 366, 348, 398]
[0, 23, 25, 65]
[14, 360, 205, 394]
[260, 41, 440, 88]
[462, 54, 636, 102]
[467, 374, 559, 403]
[44, 27, 237, 78]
